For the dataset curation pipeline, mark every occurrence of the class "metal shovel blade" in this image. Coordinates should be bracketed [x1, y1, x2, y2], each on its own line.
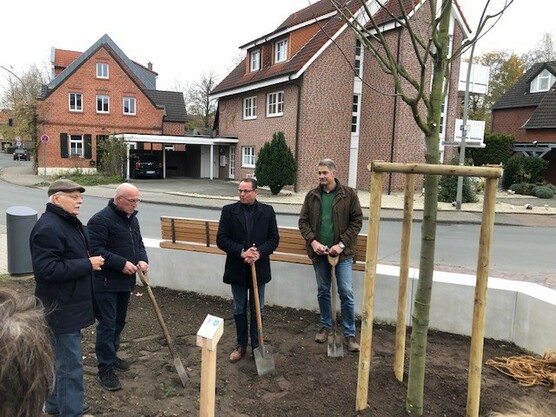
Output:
[327, 331, 344, 358]
[253, 343, 275, 376]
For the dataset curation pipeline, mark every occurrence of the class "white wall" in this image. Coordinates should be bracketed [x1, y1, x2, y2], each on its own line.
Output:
[143, 239, 556, 356]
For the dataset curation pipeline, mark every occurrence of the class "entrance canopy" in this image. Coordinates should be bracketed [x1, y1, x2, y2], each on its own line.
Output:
[113, 133, 238, 180]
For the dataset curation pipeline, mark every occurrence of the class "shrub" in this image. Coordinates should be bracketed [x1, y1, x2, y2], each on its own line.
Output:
[467, 133, 514, 166]
[438, 174, 478, 204]
[534, 186, 554, 199]
[545, 183, 556, 193]
[98, 136, 127, 177]
[501, 155, 548, 189]
[509, 183, 536, 195]
[254, 131, 297, 195]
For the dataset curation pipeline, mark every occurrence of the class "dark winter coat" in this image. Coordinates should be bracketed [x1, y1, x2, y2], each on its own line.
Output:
[30, 203, 95, 334]
[216, 200, 279, 286]
[87, 199, 148, 293]
[298, 179, 363, 262]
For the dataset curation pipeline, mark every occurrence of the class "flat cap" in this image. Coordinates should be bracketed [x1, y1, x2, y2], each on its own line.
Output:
[48, 179, 86, 196]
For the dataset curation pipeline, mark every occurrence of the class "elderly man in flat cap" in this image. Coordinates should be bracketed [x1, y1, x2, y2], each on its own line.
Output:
[30, 179, 104, 417]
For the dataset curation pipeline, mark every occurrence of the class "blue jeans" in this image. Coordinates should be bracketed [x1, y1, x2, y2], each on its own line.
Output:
[312, 257, 356, 337]
[95, 291, 131, 371]
[44, 331, 84, 417]
[231, 283, 265, 350]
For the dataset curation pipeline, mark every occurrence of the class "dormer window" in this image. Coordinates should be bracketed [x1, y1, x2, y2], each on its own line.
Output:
[275, 39, 288, 63]
[250, 50, 260, 71]
[530, 69, 555, 93]
[96, 63, 109, 79]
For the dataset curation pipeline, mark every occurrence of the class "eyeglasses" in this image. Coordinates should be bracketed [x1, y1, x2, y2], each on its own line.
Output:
[238, 189, 256, 194]
[121, 196, 141, 204]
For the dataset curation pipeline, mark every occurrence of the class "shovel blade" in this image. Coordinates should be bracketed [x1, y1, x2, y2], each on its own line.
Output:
[327, 333, 344, 358]
[174, 356, 190, 387]
[253, 344, 275, 376]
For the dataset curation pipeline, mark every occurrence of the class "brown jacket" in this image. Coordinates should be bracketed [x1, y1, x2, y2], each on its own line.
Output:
[298, 179, 363, 262]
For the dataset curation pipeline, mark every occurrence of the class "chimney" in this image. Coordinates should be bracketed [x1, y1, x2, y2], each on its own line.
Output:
[148, 62, 153, 71]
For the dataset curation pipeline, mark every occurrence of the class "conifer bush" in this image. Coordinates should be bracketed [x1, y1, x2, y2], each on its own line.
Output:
[255, 131, 297, 195]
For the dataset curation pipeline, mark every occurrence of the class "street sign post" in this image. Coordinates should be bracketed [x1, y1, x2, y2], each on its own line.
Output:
[41, 135, 49, 179]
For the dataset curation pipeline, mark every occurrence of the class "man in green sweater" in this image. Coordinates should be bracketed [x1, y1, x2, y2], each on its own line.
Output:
[298, 159, 363, 352]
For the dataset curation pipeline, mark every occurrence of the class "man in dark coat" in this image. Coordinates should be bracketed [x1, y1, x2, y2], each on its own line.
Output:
[88, 183, 149, 391]
[216, 178, 279, 363]
[30, 179, 104, 417]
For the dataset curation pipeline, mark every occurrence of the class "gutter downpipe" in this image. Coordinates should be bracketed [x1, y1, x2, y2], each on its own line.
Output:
[290, 74, 302, 193]
[388, 28, 402, 194]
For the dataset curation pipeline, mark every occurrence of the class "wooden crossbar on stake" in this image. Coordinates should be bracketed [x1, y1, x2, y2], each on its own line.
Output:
[356, 161, 502, 417]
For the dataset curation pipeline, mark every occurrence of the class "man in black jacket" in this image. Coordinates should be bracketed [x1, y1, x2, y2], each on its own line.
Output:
[88, 183, 149, 391]
[30, 179, 104, 417]
[216, 178, 279, 363]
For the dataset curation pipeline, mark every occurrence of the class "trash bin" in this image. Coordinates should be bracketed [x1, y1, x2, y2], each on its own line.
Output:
[6, 206, 37, 275]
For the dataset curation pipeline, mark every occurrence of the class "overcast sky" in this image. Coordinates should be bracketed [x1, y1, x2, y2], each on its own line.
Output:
[1, 0, 554, 93]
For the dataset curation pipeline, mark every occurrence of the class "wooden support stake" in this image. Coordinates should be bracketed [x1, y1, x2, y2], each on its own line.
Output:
[466, 177, 498, 417]
[394, 174, 415, 381]
[196, 315, 224, 417]
[356, 170, 383, 411]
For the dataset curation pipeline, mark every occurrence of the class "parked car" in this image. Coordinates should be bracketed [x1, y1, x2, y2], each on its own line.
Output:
[131, 154, 162, 179]
[13, 149, 30, 161]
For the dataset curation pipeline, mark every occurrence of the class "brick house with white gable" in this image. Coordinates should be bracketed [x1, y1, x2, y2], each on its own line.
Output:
[36, 34, 187, 176]
[491, 61, 556, 184]
[211, 0, 468, 192]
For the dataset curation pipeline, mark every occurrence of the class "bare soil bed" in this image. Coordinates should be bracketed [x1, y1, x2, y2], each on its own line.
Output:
[4, 277, 554, 417]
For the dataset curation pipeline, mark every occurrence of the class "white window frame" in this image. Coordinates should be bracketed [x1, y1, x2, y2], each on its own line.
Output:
[70, 134, 84, 157]
[96, 63, 109, 79]
[242, 146, 256, 168]
[123, 97, 136, 115]
[250, 50, 260, 71]
[243, 96, 257, 120]
[266, 91, 284, 117]
[69, 92, 83, 112]
[530, 69, 554, 93]
[275, 39, 288, 63]
[96, 95, 110, 113]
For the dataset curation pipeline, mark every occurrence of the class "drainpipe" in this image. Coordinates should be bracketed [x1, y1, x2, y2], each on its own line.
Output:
[290, 74, 302, 193]
[387, 29, 402, 194]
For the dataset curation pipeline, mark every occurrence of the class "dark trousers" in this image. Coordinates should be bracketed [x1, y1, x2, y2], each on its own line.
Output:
[231, 283, 265, 350]
[94, 291, 131, 371]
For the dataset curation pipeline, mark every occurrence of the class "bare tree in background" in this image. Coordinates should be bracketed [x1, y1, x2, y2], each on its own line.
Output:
[328, 0, 513, 414]
[188, 71, 218, 131]
[521, 32, 556, 70]
[0, 64, 48, 172]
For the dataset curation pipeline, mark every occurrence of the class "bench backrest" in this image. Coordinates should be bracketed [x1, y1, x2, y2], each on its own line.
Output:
[160, 216, 367, 269]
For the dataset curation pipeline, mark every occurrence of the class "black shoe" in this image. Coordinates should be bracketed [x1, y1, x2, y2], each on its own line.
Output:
[98, 368, 122, 391]
[43, 403, 90, 415]
[114, 356, 130, 372]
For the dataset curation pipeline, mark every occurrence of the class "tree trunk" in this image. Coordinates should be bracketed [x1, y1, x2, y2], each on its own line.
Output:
[406, 3, 451, 413]
[406, 163, 439, 415]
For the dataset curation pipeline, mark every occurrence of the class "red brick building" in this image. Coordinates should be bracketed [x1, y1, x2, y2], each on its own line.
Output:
[36, 34, 187, 176]
[491, 61, 556, 184]
[211, 0, 468, 192]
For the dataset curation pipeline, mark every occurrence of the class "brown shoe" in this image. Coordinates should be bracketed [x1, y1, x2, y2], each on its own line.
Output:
[345, 336, 360, 352]
[229, 345, 247, 363]
[315, 327, 330, 343]
[344, 336, 359, 352]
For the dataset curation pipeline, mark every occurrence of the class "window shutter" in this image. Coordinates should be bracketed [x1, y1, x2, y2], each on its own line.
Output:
[60, 133, 68, 158]
[84, 134, 92, 158]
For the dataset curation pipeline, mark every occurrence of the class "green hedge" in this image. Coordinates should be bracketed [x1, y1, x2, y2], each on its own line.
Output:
[467, 133, 514, 166]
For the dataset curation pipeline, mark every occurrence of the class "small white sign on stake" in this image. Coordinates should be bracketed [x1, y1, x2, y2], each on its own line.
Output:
[196, 314, 224, 351]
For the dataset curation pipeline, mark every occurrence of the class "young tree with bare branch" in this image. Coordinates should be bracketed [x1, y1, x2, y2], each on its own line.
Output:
[328, 0, 514, 414]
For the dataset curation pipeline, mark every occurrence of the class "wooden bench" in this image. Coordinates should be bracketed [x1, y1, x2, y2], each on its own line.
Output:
[160, 216, 367, 271]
